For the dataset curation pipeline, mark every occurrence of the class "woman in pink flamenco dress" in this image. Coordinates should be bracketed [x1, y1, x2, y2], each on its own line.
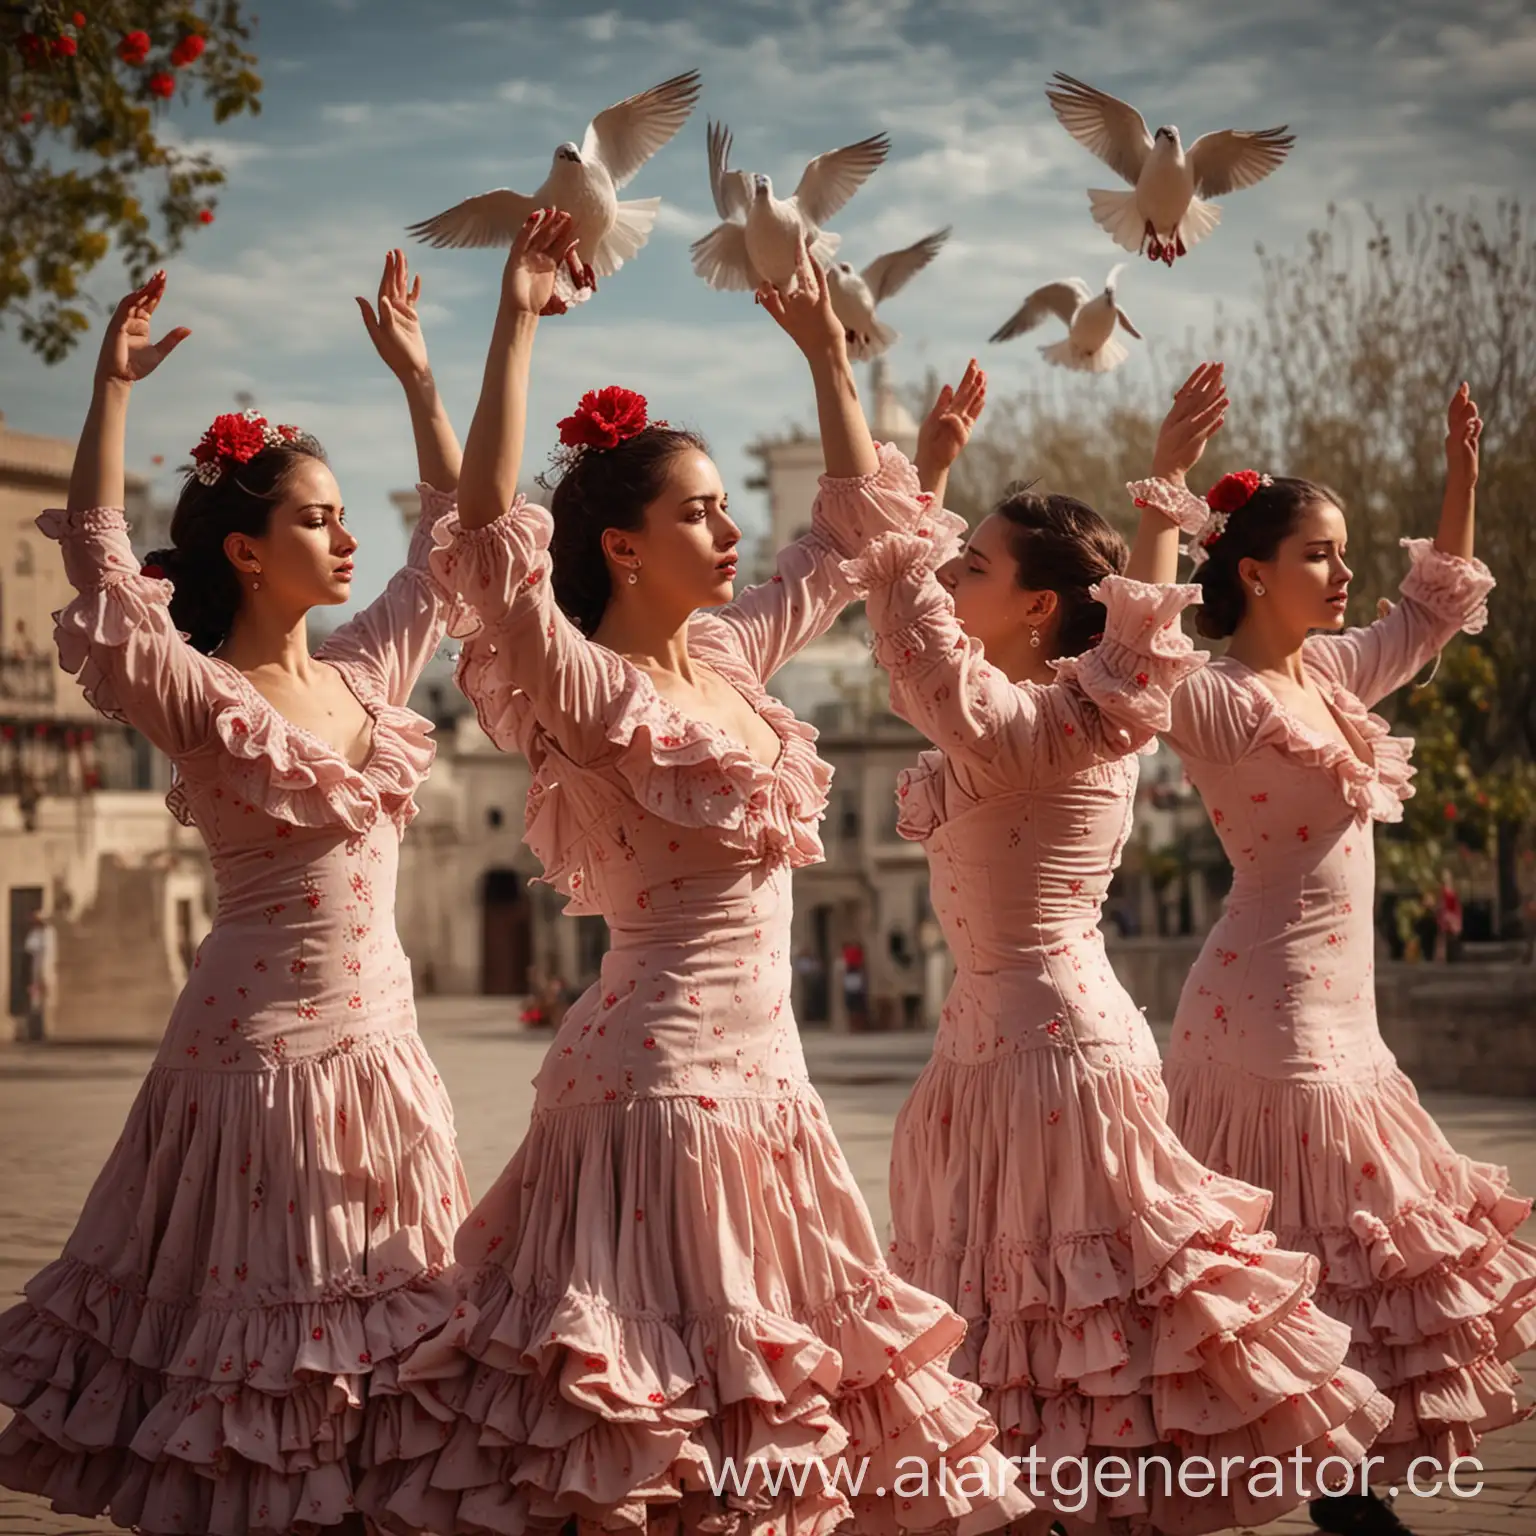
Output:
[357, 217, 1033, 1536]
[1128, 380, 1536, 1533]
[858, 361, 1391, 1534]
[0, 256, 475, 1535]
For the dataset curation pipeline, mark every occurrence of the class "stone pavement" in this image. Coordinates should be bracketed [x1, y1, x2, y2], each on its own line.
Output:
[1, 998, 1532, 1535]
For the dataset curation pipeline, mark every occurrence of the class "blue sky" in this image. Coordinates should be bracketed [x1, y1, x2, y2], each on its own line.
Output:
[3, 0, 1532, 610]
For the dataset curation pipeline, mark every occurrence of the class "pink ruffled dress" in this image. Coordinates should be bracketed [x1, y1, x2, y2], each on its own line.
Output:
[0, 491, 473, 1535]
[356, 447, 1035, 1536]
[847, 521, 1392, 1533]
[1134, 479, 1536, 1478]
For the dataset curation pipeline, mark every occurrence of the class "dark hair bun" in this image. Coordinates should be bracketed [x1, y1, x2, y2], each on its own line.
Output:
[993, 486, 1129, 659]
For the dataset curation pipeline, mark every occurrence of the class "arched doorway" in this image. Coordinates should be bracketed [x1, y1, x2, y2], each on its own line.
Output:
[481, 867, 531, 995]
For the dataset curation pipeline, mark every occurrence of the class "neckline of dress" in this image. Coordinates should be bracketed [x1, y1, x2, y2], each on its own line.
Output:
[207, 653, 381, 775]
[1216, 652, 1379, 772]
[589, 634, 789, 777]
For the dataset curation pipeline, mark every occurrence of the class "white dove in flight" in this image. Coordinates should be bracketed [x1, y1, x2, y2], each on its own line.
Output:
[690, 121, 890, 294]
[407, 70, 701, 312]
[989, 265, 1142, 373]
[1046, 72, 1294, 266]
[824, 227, 950, 362]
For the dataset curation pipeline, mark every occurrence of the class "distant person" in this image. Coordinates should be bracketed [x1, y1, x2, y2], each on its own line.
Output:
[21, 909, 54, 1042]
[1434, 868, 1463, 962]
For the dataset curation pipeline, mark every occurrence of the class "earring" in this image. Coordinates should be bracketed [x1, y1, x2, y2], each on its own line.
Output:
[1252, 582, 1266, 597]
[1029, 626, 1041, 649]
[627, 568, 639, 586]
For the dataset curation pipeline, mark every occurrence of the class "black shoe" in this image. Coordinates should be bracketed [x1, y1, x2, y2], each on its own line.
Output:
[1308, 1491, 1414, 1534]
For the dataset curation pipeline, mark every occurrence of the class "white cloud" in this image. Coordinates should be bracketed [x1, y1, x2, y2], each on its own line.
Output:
[321, 102, 373, 127]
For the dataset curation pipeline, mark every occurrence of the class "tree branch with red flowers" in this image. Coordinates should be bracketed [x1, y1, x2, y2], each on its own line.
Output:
[2, 1, 262, 362]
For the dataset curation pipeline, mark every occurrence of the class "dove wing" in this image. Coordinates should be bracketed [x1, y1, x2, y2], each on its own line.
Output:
[1187, 125, 1295, 197]
[1045, 73, 1154, 186]
[860, 226, 951, 305]
[407, 188, 537, 248]
[791, 132, 890, 227]
[989, 280, 1091, 343]
[580, 70, 702, 190]
[705, 120, 754, 221]
[1116, 307, 1143, 340]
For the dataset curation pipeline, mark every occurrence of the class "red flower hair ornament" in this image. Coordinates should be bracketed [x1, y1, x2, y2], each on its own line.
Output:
[556, 386, 652, 452]
[1189, 468, 1274, 568]
[189, 408, 303, 485]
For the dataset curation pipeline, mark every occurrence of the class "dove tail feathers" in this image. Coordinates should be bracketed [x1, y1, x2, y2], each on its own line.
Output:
[847, 317, 899, 363]
[690, 222, 759, 292]
[1040, 335, 1129, 374]
[593, 198, 660, 279]
[810, 229, 841, 265]
[1086, 188, 1146, 254]
[1177, 196, 1221, 252]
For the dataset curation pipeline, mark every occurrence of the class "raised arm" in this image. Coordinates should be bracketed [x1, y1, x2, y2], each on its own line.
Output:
[712, 246, 965, 680]
[45, 274, 213, 755]
[756, 236, 879, 480]
[844, 533, 1205, 787]
[1304, 384, 1493, 706]
[356, 249, 461, 494]
[913, 360, 986, 510]
[1125, 362, 1227, 584]
[428, 210, 633, 763]
[321, 253, 469, 704]
[456, 208, 577, 533]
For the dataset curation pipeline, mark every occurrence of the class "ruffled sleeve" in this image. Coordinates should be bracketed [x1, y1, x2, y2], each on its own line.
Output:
[426, 496, 630, 764]
[843, 530, 1206, 790]
[1126, 476, 1212, 536]
[35, 506, 216, 756]
[318, 483, 471, 707]
[1304, 538, 1496, 708]
[711, 442, 967, 682]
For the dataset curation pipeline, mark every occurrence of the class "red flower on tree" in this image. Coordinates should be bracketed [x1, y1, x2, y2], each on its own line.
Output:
[556, 386, 649, 451]
[148, 70, 176, 99]
[171, 34, 206, 66]
[73, 11, 86, 26]
[16, 32, 46, 67]
[198, 209, 215, 224]
[1443, 801, 1458, 820]
[53, 35, 78, 58]
[1206, 470, 1265, 515]
[117, 30, 150, 65]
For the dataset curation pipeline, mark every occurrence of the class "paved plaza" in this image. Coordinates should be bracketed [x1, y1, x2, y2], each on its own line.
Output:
[1, 998, 1532, 1535]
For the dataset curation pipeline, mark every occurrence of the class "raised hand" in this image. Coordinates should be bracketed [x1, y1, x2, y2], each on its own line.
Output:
[1445, 382, 1482, 489]
[357, 249, 430, 383]
[500, 208, 579, 319]
[916, 360, 987, 483]
[95, 271, 190, 390]
[1152, 361, 1228, 481]
[755, 235, 845, 360]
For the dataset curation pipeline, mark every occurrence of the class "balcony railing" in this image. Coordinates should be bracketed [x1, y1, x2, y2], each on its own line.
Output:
[0, 647, 57, 707]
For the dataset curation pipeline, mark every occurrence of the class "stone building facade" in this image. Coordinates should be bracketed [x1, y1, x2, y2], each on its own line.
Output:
[0, 411, 212, 1041]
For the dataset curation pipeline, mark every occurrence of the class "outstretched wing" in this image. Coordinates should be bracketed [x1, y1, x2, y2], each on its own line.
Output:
[989, 279, 1092, 343]
[1188, 125, 1295, 197]
[407, 188, 536, 248]
[581, 70, 702, 190]
[861, 227, 951, 305]
[705, 119, 753, 221]
[1045, 72, 1154, 186]
[791, 132, 890, 227]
